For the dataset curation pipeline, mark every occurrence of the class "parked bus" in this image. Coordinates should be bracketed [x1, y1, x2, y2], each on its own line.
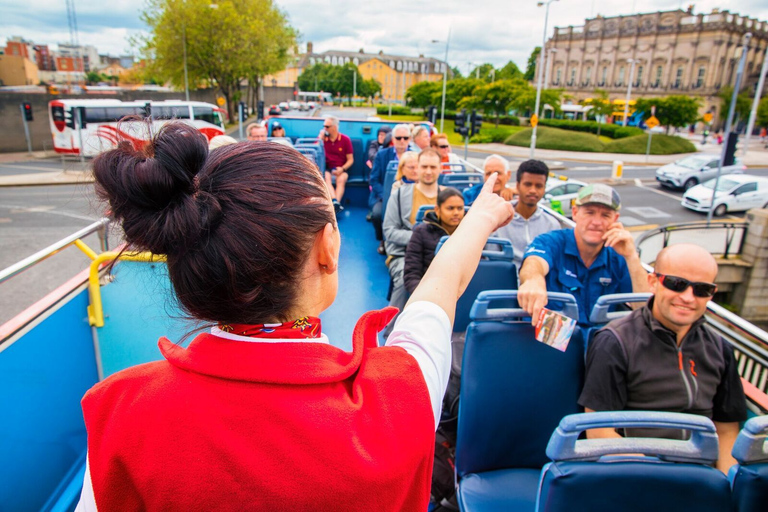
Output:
[48, 99, 227, 156]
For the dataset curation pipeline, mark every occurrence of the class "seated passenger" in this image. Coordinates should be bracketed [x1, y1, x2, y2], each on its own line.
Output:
[518, 184, 649, 328]
[208, 134, 237, 151]
[492, 159, 560, 268]
[462, 154, 516, 206]
[271, 121, 286, 138]
[392, 151, 419, 192]
[404, 187, 465, 294]
[430, 133, 460, 169]
[369, 124, 413, 248]
[318, 116, 354, 213]
[246, 122, 267, 141]
[383, 148, 442, 324]
[412, 125, 431, 151]
[76, 122, 515, 510]
[366, 125, 391, 168]
[579, 243, 747, 474]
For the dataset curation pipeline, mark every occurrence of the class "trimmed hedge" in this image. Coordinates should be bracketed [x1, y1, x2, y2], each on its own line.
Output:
[505, 127, 604, 152]
[604, 134, 696, 155]
[470, 127, 519, 143]
[505, 127, 696, 154]
[376, 105, 412, 116]
[538, 119, 644, 139]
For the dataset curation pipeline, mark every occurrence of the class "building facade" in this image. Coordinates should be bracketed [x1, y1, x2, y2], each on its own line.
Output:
[264, 42, 446, 103]
[0, 55, 39, 86]
[546, 8, 767, 124]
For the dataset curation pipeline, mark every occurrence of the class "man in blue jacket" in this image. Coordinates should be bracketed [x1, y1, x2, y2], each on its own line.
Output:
[369, 124, 413, 254]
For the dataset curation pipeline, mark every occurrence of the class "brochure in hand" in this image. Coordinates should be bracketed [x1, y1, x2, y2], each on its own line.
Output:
[535, 308, 577, 352]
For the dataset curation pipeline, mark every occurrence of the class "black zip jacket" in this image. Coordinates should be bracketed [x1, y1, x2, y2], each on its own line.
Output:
[403, 212, 450, 295]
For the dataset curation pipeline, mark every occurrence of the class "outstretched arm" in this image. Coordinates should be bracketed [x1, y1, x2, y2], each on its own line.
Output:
[407, 174, 514, 325]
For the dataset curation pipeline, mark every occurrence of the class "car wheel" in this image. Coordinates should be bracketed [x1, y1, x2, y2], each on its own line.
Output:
[683, 178, 698, 191]
[713, 204, 727, 217]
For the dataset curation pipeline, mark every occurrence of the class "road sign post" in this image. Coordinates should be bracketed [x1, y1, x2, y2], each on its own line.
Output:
[20, 104, 32, 154]
[644, 108, 658, 163]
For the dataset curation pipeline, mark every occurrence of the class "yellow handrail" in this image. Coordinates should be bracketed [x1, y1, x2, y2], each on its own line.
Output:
[87, 250, 166, 327]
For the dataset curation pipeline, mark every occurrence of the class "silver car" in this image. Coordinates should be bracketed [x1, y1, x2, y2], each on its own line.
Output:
[541, 178, 587, 218]
[655, 155, 745, 191]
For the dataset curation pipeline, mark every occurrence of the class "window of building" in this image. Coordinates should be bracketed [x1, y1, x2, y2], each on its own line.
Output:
[696, 66, 706, 87]
[585, 66, 592, 83]
[655, 65, 663, 85]
[570, 68, 576, 83]
[556, 68, 562, 84]
[601, 66, 608, 84]
[353, 58, 359, 66]
[618, 66, 625, 85]
[637, 66, 644, 84]
[674, 66, 683, 87]
[396, 61, 402, 71]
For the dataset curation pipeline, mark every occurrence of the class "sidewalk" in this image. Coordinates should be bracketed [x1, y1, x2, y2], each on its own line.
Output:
[0, 151, 93, 187]
[469, 140, 768, 168]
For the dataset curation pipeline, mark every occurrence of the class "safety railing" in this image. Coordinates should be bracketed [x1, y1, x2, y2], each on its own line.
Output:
[635, 221, 748, 263]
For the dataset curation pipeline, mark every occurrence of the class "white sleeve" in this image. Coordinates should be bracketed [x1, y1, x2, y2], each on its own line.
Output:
[74, 453, 98, 512]
[385, 301, 452, 430]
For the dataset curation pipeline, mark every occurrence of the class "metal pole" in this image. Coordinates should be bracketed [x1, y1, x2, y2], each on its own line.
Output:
[75, 107, 85, 164]
[401, 66, 405, 106]
[623, 59, 636, 127]
[707, 32, 752, 224]
[645, 131, 653, 163]
[238, 102, 243, 140]
[439, 28, 451, 133]
[530, 0, 557, 158]
[743, 45, 768, 156]
[464, 134, 469, 160]
[20, 104, 32, 154]
[183, 22, 189, 102]
[353, 70, 357, 101]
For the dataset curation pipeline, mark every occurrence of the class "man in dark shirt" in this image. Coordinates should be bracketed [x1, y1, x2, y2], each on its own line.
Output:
[579, 243, 747, 474]
[319, 116, 354, 213]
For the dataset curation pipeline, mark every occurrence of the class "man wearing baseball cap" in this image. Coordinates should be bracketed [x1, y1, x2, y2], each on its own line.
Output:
[518, 183, 649, 328]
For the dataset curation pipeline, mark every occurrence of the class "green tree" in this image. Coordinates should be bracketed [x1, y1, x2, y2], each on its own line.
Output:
[85, 71, 107, 85]
[757, 96, 768, 128]
[717, 86, 753, 124]
[585, 89, 614, 136]
[509, 83, 562, 118]
[459, 79, 522, 126]
[406, 80, 442, 108]
[450, 66, 463, 79]
[431, 77, 484, 112]
[469, 63, 496, 82]
[139, 0, 296, 120]
[496, 60, 524, 81]
[524, 47, 541, 82]
[635, 95, 701, 133]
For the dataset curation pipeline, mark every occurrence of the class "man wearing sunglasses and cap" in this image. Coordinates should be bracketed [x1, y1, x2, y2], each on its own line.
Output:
[579, 243, 746, 473]
[519, 183, 648, 328]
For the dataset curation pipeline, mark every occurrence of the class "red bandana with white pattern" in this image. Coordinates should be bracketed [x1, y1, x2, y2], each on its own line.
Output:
[218, 317, 322, 339]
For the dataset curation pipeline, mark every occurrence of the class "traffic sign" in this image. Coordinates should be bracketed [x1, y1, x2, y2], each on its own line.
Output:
[645, 116, 660, 129]
[216, 96, 226, 107]
[703, 112, 713, 124]
[530, 114, 539, 127]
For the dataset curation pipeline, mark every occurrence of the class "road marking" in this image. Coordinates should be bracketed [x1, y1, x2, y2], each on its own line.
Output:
[634, 178, 642, 187]
[625, 206, 671, 218]
[0, 203, 97, 222]
[0, 164, 73, 173]
[634, 184, 684, 202]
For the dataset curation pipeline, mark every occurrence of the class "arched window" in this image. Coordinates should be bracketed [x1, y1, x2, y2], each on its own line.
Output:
[331, 56, 337, 65]
[397, 60, 402, 71]
[353, 57, 359, 66]
[389, 60, 395, 68]
[585, 66, 592, 83]
[618, 66, 625, 85]
[696, 66, 706, 88]
[655, 65, 663, 85]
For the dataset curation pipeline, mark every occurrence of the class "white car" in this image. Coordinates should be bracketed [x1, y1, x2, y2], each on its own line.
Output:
[278, 102, 290, 111]
[656, 155, 745, 191]
[288, 101, 301, 110]
[541, 177, 587, 217]
[307, 101, 317, 110]
[682, 174, 768, 217]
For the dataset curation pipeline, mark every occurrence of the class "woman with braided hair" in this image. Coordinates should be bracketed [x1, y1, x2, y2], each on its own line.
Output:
[76, 122, 513, 511]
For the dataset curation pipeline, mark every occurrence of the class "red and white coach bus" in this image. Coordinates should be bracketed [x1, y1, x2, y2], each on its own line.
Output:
[48, 99, 227, 156]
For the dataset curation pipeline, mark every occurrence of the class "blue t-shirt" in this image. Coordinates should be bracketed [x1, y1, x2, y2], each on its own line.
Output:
[462, 183, 482, 205]
[523, 228, 632, 327]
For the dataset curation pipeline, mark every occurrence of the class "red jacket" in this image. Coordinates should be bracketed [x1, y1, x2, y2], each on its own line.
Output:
[82, 308, 435, 511]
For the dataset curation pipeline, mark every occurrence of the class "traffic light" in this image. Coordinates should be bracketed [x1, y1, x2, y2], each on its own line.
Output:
[427, 105, 437, 125]
[454, 109, 468, 136]
[470, 109, 483, 137]
[257, 100, 265, 121]
[22, 102, 33, 121]
[239, 101, 247, 122]
[723, 132, 738, 166]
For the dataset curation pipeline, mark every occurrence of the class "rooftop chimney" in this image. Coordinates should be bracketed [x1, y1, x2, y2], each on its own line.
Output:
[307, 42, 313, 54]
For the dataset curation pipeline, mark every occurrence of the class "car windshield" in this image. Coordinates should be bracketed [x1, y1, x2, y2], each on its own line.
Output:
[676, 156, 711, 169]
[702, 178, 739, 191]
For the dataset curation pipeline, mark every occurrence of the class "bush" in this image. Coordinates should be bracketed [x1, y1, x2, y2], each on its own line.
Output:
[470, 127, 517, 143]
[537, 119, 643, 139]
[497, 115, 521, 126]
[376, 105, 412, 116]
[604, 134, 696, 155]
[505, 127, 605, 152]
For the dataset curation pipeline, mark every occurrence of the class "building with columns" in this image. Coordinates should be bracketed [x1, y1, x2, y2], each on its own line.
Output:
[546, 8, 767, 125]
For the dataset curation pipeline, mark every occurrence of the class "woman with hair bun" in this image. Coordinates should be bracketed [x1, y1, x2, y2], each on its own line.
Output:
[76, 122, 513, 511]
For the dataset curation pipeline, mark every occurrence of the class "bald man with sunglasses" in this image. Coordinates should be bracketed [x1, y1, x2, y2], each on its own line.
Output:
[579, 244, 747, 474]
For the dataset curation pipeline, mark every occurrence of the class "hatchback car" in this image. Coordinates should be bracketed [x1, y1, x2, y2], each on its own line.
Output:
[540, 177, 587, 217]
[656, 155, 745, 191]
[268, 104, 281, 115]
[682, 174, 768, 216]
[288, 101, 300, 110]
[279, 102, 290, 111]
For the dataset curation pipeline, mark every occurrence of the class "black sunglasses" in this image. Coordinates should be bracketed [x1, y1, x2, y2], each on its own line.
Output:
[655, 273, 717, 298]
[394, 136, 410, 141]
[323, 125, 333, 128]
[437, 144, 450, 149]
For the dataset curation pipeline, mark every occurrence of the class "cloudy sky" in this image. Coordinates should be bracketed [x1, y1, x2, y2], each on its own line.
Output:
[2, 0, 767, 71]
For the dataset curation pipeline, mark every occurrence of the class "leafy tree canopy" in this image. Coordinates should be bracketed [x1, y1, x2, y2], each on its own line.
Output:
[717, 86, 753, 123]
[524, 47, 541, 82]
[298, 63, 379, 104]
[405, 80, 442, 108]
[635, 95, 701, 132]
[459, 79, 527, 126]
[757, 96, 768, 128]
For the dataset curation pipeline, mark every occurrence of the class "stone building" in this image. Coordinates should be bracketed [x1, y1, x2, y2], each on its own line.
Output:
[264, 42, 447, 103]
[546, 8, 767, 125]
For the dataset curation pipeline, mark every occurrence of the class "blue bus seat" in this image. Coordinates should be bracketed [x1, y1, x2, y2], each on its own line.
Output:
[381, 162, 399, 215]
[438, 172, 483, 191]
[348, 137, 366, 184]
[436, 238, 519, 333]
[414, 204, 434, 223]
[295, 147, 320, 168]
[730, 415, 768, 512]
[267, 136, 293, 145]
[537, 411, 730, 512]
[456, 291, 584, 511]
[584, 292, 653, 356]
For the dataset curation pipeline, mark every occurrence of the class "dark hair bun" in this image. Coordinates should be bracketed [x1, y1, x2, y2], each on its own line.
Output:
[93, 123, 210, 255]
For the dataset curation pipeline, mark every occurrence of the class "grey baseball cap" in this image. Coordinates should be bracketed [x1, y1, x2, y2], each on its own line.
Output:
[574, 184, 621, 211]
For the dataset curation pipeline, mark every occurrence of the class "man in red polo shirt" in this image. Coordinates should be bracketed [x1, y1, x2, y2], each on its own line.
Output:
[319, 116, 354, 213]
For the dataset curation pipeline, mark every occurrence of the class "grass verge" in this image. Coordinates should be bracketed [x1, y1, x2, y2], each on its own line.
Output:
[505, 127, 697, 155]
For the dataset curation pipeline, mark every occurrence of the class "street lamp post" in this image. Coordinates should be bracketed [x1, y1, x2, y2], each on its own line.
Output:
[623, 59, 637, 127]
[743, 45, 768, 156]
[182, 22, 189, 101]
[530, 0, 559, 158]
[432, 28, 451, 133]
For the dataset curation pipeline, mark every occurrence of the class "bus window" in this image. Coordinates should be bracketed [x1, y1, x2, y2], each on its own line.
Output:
[154, 106, 191, 120]
[104, 107, 143, 122]
[193, 106, 224, 128]
[86, 108, 108, 123]
[51, 105, 66, 132]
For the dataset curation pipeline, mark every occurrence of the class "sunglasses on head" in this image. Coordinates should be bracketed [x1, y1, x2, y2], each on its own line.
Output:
[655, 273, 717, 298]
[394, 136, 410, 141]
